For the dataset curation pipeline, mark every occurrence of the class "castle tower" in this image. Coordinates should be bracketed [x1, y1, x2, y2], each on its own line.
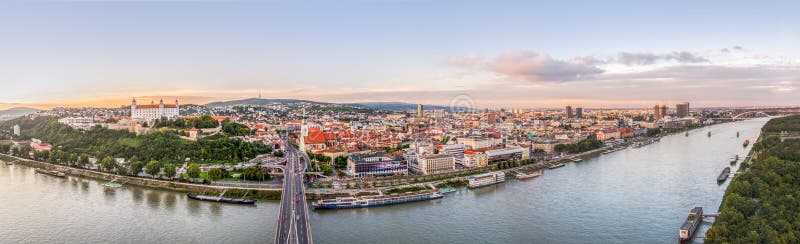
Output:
[131, 98, 137, 117]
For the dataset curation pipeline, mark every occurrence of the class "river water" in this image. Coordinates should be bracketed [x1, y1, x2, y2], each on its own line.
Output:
[0, 118, 767, 243]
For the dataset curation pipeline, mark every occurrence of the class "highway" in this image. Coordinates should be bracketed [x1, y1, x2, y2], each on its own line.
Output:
[275, 137, 313, 244]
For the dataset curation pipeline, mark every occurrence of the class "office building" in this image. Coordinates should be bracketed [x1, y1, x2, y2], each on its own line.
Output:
[575, 107, 583, 118]
[565, 106, 573, 118]
[417, 104, 424, 117]
[676, 102, 690, 118]
[415, 154, 455, 175]
[347, 152, 408, 177]
[661, 105, 668, 118]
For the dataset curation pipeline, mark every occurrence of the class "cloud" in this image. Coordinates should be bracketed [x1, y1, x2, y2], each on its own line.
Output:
[617, 51, 709, 66]
[733, 45, 743, 51]
[484, 51, 604, 82]
[720, 48, 730, 53]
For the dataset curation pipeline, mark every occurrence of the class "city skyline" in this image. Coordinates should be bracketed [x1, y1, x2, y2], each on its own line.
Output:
[2, 1, 799, 110]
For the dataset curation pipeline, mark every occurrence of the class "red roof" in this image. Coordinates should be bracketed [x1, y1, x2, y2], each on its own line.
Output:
[135, 104, 177, 109]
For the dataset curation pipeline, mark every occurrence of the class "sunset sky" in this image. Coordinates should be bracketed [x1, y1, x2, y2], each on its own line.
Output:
[1, 1, 799, 110]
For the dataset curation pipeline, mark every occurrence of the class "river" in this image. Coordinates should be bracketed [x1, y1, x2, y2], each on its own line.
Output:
[0, 118, 767, 243]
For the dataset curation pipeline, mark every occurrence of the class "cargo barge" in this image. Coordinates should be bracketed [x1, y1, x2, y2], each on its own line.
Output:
[468, 172, 505, 188]
[312, 190, 443, 209]
[548, 163, 566, 169]
[35, 168, 66, 178]
[187, 193, 256, 204]
[679, 207, 703, 242]
[717, 167, 731, 183]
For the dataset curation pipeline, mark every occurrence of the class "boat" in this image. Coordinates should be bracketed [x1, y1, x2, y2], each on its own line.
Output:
[438, 187, 456, 194]
[685, 131, 689, 137]
[707, 131, 711, 137]
[34, 168, 66, 178]
[102, 180, 123, 189]
[312, 190, 443, 209]
[516, 171, 541, 180]
[548, 163, 566, 169]
[187, 193, 256, 204]
[717, 167, 731, 183]
[468, 172, 506, 188]
[679, 207, 703, 242]
[729, 155, 739, 164]
[601, 147, 624, 155]
[736, 131, 740, 138]
[743, 139, 750, 147]
[570, 157, 583, 162]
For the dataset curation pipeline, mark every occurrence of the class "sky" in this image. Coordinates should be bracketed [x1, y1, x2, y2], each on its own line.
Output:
[1, 0, 799, 110]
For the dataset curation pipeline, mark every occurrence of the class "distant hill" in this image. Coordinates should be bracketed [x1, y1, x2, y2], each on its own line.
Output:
[205, 98, 328, 107]
[346, 102, 465, 112]
[0, 107, 39, 120]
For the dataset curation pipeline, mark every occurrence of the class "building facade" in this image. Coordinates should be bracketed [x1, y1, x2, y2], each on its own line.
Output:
[462, 151, 489, 168]
[415, 154, 455, 175]
[676, 102, 690, 118]
[347, 152, 408, 177]
[131, 99, 180, 121]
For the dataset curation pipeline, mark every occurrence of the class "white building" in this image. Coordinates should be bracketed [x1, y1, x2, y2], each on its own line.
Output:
[58, 117, 96, 130]
[456, 137, 503, 150]
[438, 143, 466, 165]
[414, 154, 455, 175]
[131, 98, 180, 121]
[12, 124, 20, 136]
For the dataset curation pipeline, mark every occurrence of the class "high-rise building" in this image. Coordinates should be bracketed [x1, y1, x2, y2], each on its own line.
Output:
[676, 102, 690, 118]
[660, 105, 668, 118]
[575, 107, 583, 118]
[653, 105, 661, 120]
[417, 104, 423, 117]
[565, 106, 573, 118]
[12, 124, 20, 136]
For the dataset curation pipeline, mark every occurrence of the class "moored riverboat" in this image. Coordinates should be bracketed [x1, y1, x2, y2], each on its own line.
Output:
[548, 163, 566, 169]
[313, 190, 443, 209]
[187, 193, 256, 204]
[468, 172, 506, 188]
[679, 207, 703, 242]
[717, 167, 731, 183]
[35, 168, 66, 178]
[516, 171, 541, 180]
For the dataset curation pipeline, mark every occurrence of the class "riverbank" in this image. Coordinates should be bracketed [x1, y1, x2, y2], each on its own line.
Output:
[704, 116, 800, 242]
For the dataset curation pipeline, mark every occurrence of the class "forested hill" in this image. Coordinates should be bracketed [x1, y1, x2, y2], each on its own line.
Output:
[0, 116, 270, 165]
[706, 115, 800, 243]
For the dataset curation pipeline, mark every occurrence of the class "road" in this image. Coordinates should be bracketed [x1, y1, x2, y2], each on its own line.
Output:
[274, 136, 313, 244]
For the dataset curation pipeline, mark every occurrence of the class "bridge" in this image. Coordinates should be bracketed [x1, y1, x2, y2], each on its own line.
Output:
[274, 136, 313, 244]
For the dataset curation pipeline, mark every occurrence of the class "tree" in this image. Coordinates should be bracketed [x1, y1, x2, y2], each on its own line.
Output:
[163, 164, 177, 179]
[145, 160, 161, 178]
[130, 161, 144, 176]
[208, 168, 224, 181]
[116, 166, 128, 176]
[100, 156, 116, 172]
[186, 163, 201, 178]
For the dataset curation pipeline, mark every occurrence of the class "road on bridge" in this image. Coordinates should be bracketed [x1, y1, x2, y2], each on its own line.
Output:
[275, 136, 313, 244]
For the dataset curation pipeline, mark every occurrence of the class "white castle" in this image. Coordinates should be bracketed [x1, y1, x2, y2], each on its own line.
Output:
[131, 98, 180, 121]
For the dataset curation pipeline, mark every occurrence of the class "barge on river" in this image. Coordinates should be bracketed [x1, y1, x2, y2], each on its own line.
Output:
[679, 207, 703, 242]
[312, 190, 443, 209]
[717, 167, 731, 183]
[187, 193, 256, 204]
[35, 168, 66, 178]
